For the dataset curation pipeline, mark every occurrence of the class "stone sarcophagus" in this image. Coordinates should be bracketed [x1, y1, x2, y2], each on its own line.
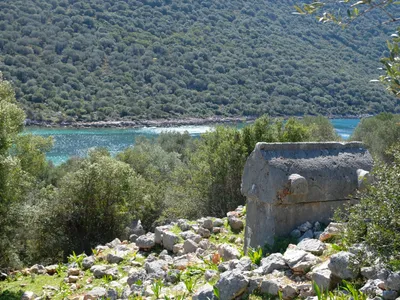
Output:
[241, 142, 373, 252]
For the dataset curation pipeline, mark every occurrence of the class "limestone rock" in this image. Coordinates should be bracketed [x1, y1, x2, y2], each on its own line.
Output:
[297, 239, 326, 255]
[260, 278, 280, 296]
[328, 251, 360, 280]
[311, 261, 339, 291]
[298, 230, 314, 242]
[155, 225, 170, 244]
[144, 260, 168, 279]
[256, 253, 287, 275]
[180, 231, 202, 243]
[298, 221, 313, 233]
[84, 287, 107, 300]
[198, 227, 211, 238]
[205, 270, 219, 282]
[192, 284, 216, 300]
[177, 219, 190, 231]
[282, 283, 299, 299]
[172, 243, 184, 254]
[215, 270, 249, 300]
[202, 218, 214, 230]
[228, 216, 244, 232]
[45, 265, 57, 276]
[360, 279, 385, 297]
[183, 239, 198, 254]
[21, 291, 36, 300]
[127, 269, 147, 286]
[68, 268, 81, 276]
[106, 238, 121, 248]
[162, 231, 179, 251]
[82, 256, 95, 270]
[319, 223, 344, 242]
[136, 233, 155, 251]
[213, 218, 224, 227]
[218, 244, 240, 261]
[284, 248, 320, 274]
[387, 272, 400, 291]
[90, 265, 119, 279]
[106, 252, 125, 264]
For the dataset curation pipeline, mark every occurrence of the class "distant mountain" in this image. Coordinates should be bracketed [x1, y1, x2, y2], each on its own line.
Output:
[0, 0, 398, 122]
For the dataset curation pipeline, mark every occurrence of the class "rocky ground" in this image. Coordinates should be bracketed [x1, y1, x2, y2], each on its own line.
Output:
[0, 206, 398, 300]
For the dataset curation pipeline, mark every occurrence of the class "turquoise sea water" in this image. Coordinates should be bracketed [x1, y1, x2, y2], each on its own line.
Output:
[25, 119, 360, 165]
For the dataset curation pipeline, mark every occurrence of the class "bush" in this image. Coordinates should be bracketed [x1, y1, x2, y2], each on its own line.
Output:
[351, 113, 400, 162]
[49, 149, 160, 256]
[340, 145, 400, 267]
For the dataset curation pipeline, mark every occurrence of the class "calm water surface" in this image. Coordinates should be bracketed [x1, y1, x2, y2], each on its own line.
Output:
[25, 119, 360, 165]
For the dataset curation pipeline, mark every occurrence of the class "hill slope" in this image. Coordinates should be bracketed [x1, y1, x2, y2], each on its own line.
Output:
[0, 0, 398, 122]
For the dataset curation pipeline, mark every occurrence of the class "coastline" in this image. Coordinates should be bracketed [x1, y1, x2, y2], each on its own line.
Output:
[24, 115, 368, 129]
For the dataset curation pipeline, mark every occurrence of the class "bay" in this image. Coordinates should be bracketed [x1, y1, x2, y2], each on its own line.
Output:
[25, 118, 360, 165]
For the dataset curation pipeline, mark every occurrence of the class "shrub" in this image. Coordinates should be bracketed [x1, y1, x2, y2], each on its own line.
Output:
[340, 145, 400, 267]
[351, 113, 400, 162]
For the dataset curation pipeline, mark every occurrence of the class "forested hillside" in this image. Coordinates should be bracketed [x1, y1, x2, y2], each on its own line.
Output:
[0, 0, 398, 122]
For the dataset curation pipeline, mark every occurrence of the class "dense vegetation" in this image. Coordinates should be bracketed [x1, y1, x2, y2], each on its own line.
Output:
[0, 76, 342, 268]
[0, 0, 398, 122]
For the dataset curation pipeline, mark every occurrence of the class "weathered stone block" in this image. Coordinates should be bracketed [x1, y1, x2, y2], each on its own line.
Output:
[242, 142, 373, 251]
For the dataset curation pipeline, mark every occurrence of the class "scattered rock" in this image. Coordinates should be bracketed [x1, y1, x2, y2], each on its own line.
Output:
[298, 230, 314, 242]
[228, 216, 244, 232]
[84, 287, 107, 300]
[205, 270, 219, 282]
[213, 218, 224, 227]
[106, 238, 121, 248]
[172, 243, 184, 255]
[45, 265, 57, 276]
[129, 234, 138, 242]
[21, 291, 36, 300]
[297, 239, 326, 255]
[256, 253, 287, 275]
[284, 248, 321, 274]
[319, 223, 344, 242]
[82, 256, 96, 270]
[90, 265, 119, 279]
[260, 278, 280, 296]
[202, 218, 214, 230]
[136, 233, 155, 251]
[183, 239, 198, 254]
[282, 283, 299, 299]
[192, 283, 216, 300]
[177, 219, 190, 231]
[107, 252, 125, 264]
[328, 251, 360, 280]
[180, 231, 202, 243]
[162, 231, 180, 252]
[218, 244, 240, 261]
[298, 221, 313, 233]
[127, 269, 147, 286]
[311, 261, 339, 291]
[198, 227, 211, 238]
[155, 225, 170, 244]
[145, 260, 168, 278]
[215, 270, 249, 300]
[387, 272, 400, 291]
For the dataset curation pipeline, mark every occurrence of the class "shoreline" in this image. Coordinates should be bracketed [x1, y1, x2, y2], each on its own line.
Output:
[24, 115, 368, 129]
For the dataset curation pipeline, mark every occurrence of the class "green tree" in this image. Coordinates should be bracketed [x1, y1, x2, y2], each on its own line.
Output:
[351, 113, 400, 162]
[295, 0, 400, 96]
[52, 149, 158, 255]
[341, 145, 400, 266]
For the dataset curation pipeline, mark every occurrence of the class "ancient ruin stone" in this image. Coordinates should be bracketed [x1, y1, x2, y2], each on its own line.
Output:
[242, 142, 373, 251]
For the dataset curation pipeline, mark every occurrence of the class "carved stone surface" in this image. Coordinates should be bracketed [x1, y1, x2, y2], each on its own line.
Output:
[241, 142, 373, 251]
